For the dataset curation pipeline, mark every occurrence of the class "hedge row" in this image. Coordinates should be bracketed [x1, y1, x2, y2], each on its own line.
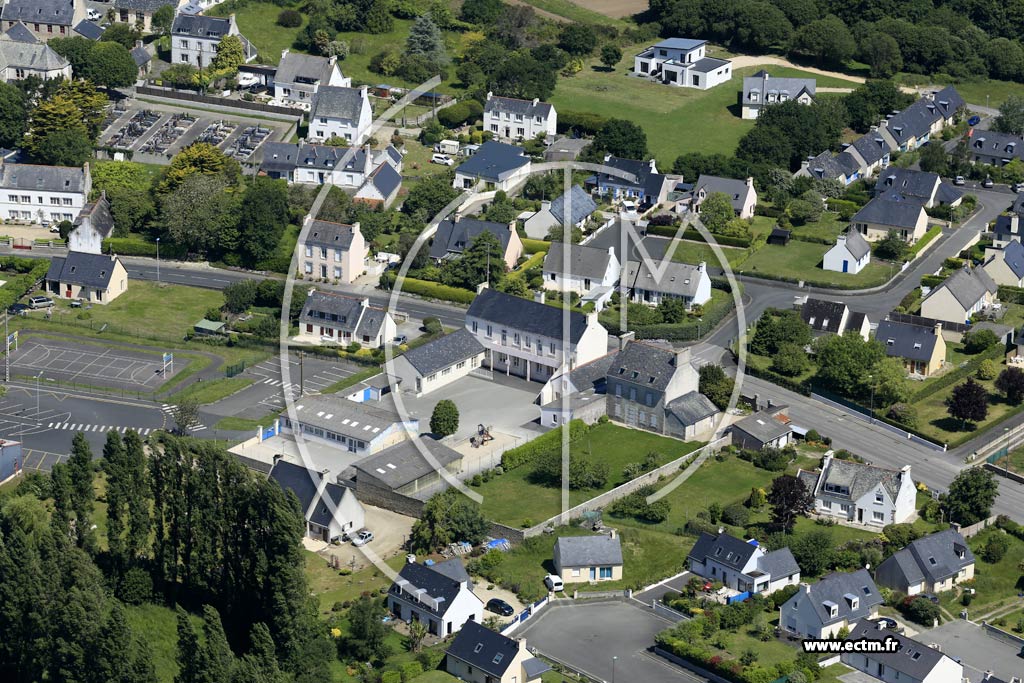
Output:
[920, 274, 947, 288]
[907, 342, 1005, 404]
[500, 419, 589, 471]
[826, 198, 861, 220]
[743, 362, 812, 396]
[998, 284, 1024, 304]
[521, 238, 550, 255]
[103, 237, 187, 259]
[379, 273, 475, 304]
[753, 205, 784, 218]
[789, 233, 834, 245]
[908, 224, 942, 257]
[0, 258, 50, 311]
[557, 110, 608, 136]
[656, 635, 785, 683]
[644, 225, 753, 248]
[630, 294, 736, 341]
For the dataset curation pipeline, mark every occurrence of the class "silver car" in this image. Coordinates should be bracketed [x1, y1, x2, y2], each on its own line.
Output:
[352, 530, 374, 546]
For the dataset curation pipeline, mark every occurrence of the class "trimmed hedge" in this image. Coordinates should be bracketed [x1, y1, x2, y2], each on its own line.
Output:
[826, 198, 861, 220]
[908, 224, 942, 257]
[790, 233, 834, 245]
[644, 225, 753, 248]
[0, 257, 50, 311]
[753, 205, 784, 218]
[998, 284, 1024, 305]
[907, 343, 1005, 404]
[521, 238, 550, 255]
[500, 420, 589, 470]
[920, 274, 947, 288]
[103, 237, 187, 259]
[379, 273, 475, 304]
[557, 110, 607, 135]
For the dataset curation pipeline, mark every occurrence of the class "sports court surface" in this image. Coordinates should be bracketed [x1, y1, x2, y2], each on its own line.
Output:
[11, 337, 172, 391]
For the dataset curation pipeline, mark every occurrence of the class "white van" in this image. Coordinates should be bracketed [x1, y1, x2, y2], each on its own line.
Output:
[544, 574, 564, 592]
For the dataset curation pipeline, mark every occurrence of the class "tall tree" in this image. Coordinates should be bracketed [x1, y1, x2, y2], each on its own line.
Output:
[600, 44, 622, 70]
[994, 95, 1024, 136]
[405, 13, 446, 63]
[175, 607, 202, 683]
[159, 142, 242, 194]
[559, 23, 596, 56]
[592, 119, 648, 160]
[344, 597, 391, 663]
[440, 230, 506, 289]
[946, 378, 989, 429]
[211, 35, 246, 72]
[160, 173, 241, 257]
[67, 432, 95, 549]
[814, 333, 884, 397]
[102, 430, 128, 566]
[238, 177, 289, 267]
[788, 14, 856, 66]
[85, 41, 138, 88]
[860, 32, 903, 78]
[996, 367, 1024, 404]
[699, 364, 734, 409]
[430, 399, 459, 437]
[697, 192, 735, 233]
[199, 605, 236, 683]
[100, 22, 142, 49]
[123, 430, 151, 559]
[0, 82, 26, 149]
[768, 473, 814, 532]
[945, 468, 998, 525]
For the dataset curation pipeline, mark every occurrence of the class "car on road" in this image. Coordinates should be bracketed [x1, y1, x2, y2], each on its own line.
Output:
[87, 9, 102, 21]
[7, 303, 28, 315]
[954, 176, 966, 185]
[486, 598, 515, 616]
[28, 296, 53, 309]
[48, 223, 60, 234]
[393, 334, 408, 345]
[351, 529, 374, 546]
[430, 154, 453, 166]
[983, 177, 995, 188]
[544, 574, 564, 591]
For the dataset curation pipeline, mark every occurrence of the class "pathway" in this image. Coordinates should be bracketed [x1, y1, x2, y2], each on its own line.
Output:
[727, 55, 866, 83]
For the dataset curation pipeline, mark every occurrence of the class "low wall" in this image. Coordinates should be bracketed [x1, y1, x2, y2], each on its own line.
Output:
[500, 595, 550, 636]
[982, 621, 1024, 648]
[136, 85, 304, 119]
[355, 478, 426, 517]
[653, 647, 735, 683]
[952, 514, 1000, 538]
[984, 462, 1024, 485]
[652, 601, 689, 623]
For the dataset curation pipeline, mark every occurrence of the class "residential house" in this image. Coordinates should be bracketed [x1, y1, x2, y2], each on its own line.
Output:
[538, 352, 615, 427]
[0, 28, 71, 82]
[605, 341, 698, 436]
[966, 129, 1024, 167]
[298, 217, 367, 284]
[112, 0, 175, 33]
[665, 391, 720, 439]
[624, 259, 712, 309]
[280, 393, 417, 456]
[797, 453, 916, 527]
[524, 185, 598, 239]
[873, 168, 962, 209]
[44, 252, 128, 304]
[633, 38, 732, 89]
[69, 192, 113, 254]
[1, 0, 85, 41]
[453, 141, 532, 192]
[353, 161, 402, 209]
[170, 14, 255, 69]
[992, 212, 1024, 248]
[692, 175, 757, 219]
[687, 530, 801, 594]
[799, 298, 854, 337]
[843, 133, 892, 178]
[268, 459, 364, 542]
[388, 560, 484, 637]
[351, 437, 463, 510]
[445, 621, 550, 683]
[920, 266, 998, 324]
[553, 531, 623, 584]
[874, 529, 976, 596]
[259, 142, 402, 191]
[0, 160, 90, 223]
[823, 228, 871, 275]
[465, 287, 610, 383]
[541, 243, 619, 311]
[587, 155, 673, 208]
[851, 196, 929, 243]
[874, 320, 947, 378]
[429, 214, 523, 268]
[296, 290, 396, 348]
[309, 85, 372, 144]
[544, 136, 591, 163]
[131, 40, 152, 77]
[483, 91, 557, 142]
[741, 70, 816, 119]
[274, 49, 350, 106]
[795, 149, 862, 186]
[390, 329, 485, 396]
[780, 569, 884, 639]
[730, 407, 792, 451]
[878, 87, 965, 152]
[842, 621, 964, 683]
[983, 239, 1024, 287]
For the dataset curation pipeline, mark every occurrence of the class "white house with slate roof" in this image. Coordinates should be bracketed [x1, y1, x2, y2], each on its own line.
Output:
[781, 569, 883, 639]
[259, 142, 402, 191]
[453, 141, 531, 192]
[280, 392, 416, 456]
[70, 192, 114, 255]
[388, 560, 483, 637]
[275, 49, 349, 106]
[309, 85, 371, 144]
[878, 86, 965, 152]
[875, 529, 975, 596]
[171, 13, 255, 69]
[921, 266, 998, 324]
[483, 91, 556, 142]
[688, 530, 801, 594]
[796, 148, 862, 186]
[45, 252, 128, 304]
[446, 621, 550, 683]
[269, 459, 364, 542]
[0, 160, 89, 224]
[0, 27, 71, 82]
[587, 155, 674, 207]
[741, 70, 816, 119]
[799, 298, 851, 337]
[390, 329, 485, 396]
[352, 436, 463, 506]
[983, 239, 1024, 288]
[824, 228, 871, 274]
[542, 243, 619, 305]
[298, 217, 367, 284]
[554, 531, 623, 584]
[842, 621, 963, 682]
[465, 287, 609, 383]
[430, 214, 523, 268]
[798, 453, 916, 527]
[875, 320, 946, 377]
[851, 196, 929, 243]
[524, 185, 598, 239]
[296, 290, 396, 348]
[692, 175, 757, 218]
[538, 352, 615, 427]
[731, 407, 793, 451]
[353, 161, 402, 209]
[1, 0, 85, 41]
[633, 38, 731, 89]
[624, 259, 711, 309]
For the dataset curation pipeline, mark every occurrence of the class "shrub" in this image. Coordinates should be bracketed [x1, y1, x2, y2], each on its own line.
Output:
[805, 428, 821, 443]
[278, 9, 303, 27]
[117, 567, 153, 605]
[901, 596, 941, 625]
[977, 359, 998, 380]
[887, 402, 918, 428]
[501, 420, 588, 470]
[722, 503, 749, 527]
[980, 533, 1010, 563]
[963, 328, 1000, 353]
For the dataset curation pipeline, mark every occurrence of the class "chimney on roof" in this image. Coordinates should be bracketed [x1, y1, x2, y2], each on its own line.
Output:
[273, 453, 284, 464]
[319, 468, 329, 480]
[486, 91, 493, 101]
[452, 211, 462, 223]
[746, 176, 754, 188]
[361, 297, 370, 309]
[476, 281, 490, 293]
[934, 322, 942, 337]
[517, 638, 528, 652]
[534, 290, 545, 304]
[540, 200, 551, 212]
[801, 159, 810, 172]
[532, 97, 539, 106]
[674, 347, 690, 369]
[618, 330, 635, 350]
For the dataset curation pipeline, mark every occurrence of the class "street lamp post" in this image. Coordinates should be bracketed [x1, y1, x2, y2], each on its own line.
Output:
[612, 656, 618, 683]
[868, 374, 874, 425]
[155, 237, 161, 285]
[35, 371, 43, 414]
[1004, 426, 1011, 477]
[697, 317, 704, 338]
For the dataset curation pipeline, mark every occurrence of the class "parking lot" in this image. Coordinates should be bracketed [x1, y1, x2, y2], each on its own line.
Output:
[920, 619, 1024, 682]
[12, 337, 172, 392]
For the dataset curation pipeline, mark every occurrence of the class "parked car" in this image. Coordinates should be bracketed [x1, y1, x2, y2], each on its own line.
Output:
[1015, 183, 1024, 193]
[620, 200, 639, 217]
[876, 617, 899, 630]
[393, 334, 408, 345]
[48, 224, 60, 234]
[7, 303, 28, 315]
[486, 598, 514, 617]
[983, 177, 995, 188]
[351, 530, 374, 546]
[87, 8, 102, 21]
[954, 176, 966, 186]
[544, 574, 564, 592]
[28, 296, 53, 309]
[431, 154, 453, 166]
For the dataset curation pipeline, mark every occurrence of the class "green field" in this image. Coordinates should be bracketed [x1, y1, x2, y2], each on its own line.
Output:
[900, 76, 1024, 109]
[214, 410, 282, 432]
[672, 240, 749, 268]
[517, 0, 629, 26]
[737, 240, 897, 288]
[209, 2, 304, 64]
[126, 604, 206, 683]
[168, 376, 253, 405]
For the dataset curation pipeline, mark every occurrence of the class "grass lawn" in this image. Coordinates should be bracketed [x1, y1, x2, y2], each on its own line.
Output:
[304, 550, 407, 612]
[788, 212, 845, 242]
[126, 603, 205, 683]
[959, 528, 1024, 614]
[516, 0, 628, 26]
[397, 139, 444, 179]
[208, 2, 303, 64]
[475, 423, 703, 528]
[736, 240, 897, 288]
[168, 376, 253, 405]
[409, 673, 458, 682]
[912, 368, 1024, 447]
[672, 240, 748, 268]
[214, 410, 282, 432]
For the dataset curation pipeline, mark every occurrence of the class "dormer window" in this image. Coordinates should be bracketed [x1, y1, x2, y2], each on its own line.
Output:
[750, 91, 759, 102]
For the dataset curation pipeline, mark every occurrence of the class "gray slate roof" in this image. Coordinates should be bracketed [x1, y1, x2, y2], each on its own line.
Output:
[354, 436, 461, 489]
[555, 534, 623, 568]
[609, 341, 680, 393]
[666, 391, 719, 425]
[260, 142, 372, 174]
[467, 287, 589, 342]
[884, 98, 942, 146]
[994, 213, 1022, 241]
[690, 57, 729, 73]
[879, 529, 974, 586]
[367, 161, 401, 199]
[996, 239, 1024, 279]
[2, 0, 77, 25]
[288, 393, 406, 440]
[688, 531, 760, 572]
[876, 320, 939, 363]
[801, 298, 848, 334]
[73, 194, 114, 238]
[73, 20, 105, 41]
[757, 547, 800, 578]
[0, 36, 71, 72]
[928, 266, 997, 310]
[392, 562, 469, 617]
[446, 621, 520, 678]
[430, 216, 513, 260]
[875, 168, 940, 203]
[276, 52, 336, 85]
[742, 71, 815, 106]
[851, 196, 925, 229]
[593, 155, 666, 200]
[305, 219, 359, 251]
[3, 21, 36, 43]
[543, 243, 613, 280]
[311, 85, 366, 122]
[399, 329, 483, 377]
[172, 14, 231, 39]
[696, 175, 750, 213]
[131, 44, 150, 67]
[819, 457, 904, 502]
[455, 141, 529, 181]
[269, 459, 356, 529]
[803, 149, 852, 180]
[114, 0, 176, 9]
[625, 259, 706, 298]
[45, 252, 120, 289]
[847, 133, 890, 166]
[0, 162, 85, 193]
[484, 93, 553, 118]
[969, 129, 1024, 162]
[732, 411, 791, 444]
[845, 621, 950, 679]
[300, 291, 389, 338]
[836, 228, 870, 261]
[548, 185, 597, 226]
[653, 38, 706, 51]
[788, 569, 883, 627]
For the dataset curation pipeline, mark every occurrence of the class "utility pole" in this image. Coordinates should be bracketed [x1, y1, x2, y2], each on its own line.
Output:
[299, 350, 304, 396]
[4, 314, 8, 383]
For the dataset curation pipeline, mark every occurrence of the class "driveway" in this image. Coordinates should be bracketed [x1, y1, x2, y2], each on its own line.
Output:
[920, 619, 1024, 682]
[634, 572, 693, 605]
[518, 600, 708, 682]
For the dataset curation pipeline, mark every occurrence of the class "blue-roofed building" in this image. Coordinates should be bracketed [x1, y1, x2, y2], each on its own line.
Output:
[634, 37, 732, 90]
[984, 238, 1024, 287]
[453, 141, 531, 192]
[523, 184, 598, 238]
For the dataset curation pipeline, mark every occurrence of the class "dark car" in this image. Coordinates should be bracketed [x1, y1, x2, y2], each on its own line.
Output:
[983, 177, 995, 188]
[7, 303, 28, 315]
[486, 598, 514, 617]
